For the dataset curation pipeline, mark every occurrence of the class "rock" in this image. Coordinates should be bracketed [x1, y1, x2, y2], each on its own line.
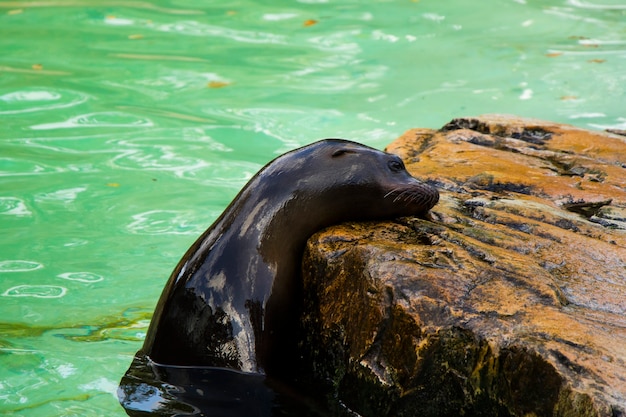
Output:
[300, 116, 626, 416]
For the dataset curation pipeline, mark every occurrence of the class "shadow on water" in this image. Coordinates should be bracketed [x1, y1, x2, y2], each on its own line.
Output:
[118, 353, 340, 417]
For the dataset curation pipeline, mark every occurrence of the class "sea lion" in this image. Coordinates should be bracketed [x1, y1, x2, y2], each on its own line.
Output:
[119, 139, 438, 416]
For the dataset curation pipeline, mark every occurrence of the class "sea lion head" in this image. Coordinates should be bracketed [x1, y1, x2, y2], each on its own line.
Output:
[263, 138, 439, 227]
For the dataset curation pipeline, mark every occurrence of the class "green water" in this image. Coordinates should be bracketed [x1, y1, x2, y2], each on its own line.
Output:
[1, 0, 624, 415]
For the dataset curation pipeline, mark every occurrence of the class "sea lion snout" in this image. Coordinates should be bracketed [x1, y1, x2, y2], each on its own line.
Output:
[383, 180, 440, 214]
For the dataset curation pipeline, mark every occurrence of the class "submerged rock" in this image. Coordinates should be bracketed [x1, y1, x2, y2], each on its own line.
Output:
[300, 116, 626, 416]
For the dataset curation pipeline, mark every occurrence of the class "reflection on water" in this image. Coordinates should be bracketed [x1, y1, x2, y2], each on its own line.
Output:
[1, 0, 624, 415]
[119, 353, 332, 417]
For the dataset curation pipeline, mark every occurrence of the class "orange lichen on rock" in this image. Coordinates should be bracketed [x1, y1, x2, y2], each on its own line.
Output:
[301, 115, 626, 416]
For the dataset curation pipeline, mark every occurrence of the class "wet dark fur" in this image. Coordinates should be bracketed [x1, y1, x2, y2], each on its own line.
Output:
[139, 139, 439, 374]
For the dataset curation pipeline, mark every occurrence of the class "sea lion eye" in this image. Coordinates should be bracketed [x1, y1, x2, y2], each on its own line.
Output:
[388, 159, 404, 173]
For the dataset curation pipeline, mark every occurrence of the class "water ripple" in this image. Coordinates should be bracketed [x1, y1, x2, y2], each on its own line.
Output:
[0, 88, 89, 115]
[306, 30, 361, 53]
[101, 70, 229, 100]
[35, 187, 87, 204]
[567, 0, 626, 9]
[57, 272, 104, 283]
[544, 7, 604, 24]
[29, 112, 154, 130]
[0, 367, 46, 406]
[0, 197, 32, 216]
[590, 117, 626, 131]
[2, 285, 67, 298]
[117, 106, 217, 124]
[148, 20, 287, 44]
[201, 107, 343, 150]
[106, 130, 246, 182]
[78, 377, 118, 396]
[63, 238, 89, 247]
[126, 210, 202, 235]
[55, 363, 77, 378]
[109, 142, 210, 175]
[0, 260, 43, 272]
[0, 1, 204, 15]
[0, 157, 65, 177]
[110, 52, 209, 62]
[0, 65, 72, 76]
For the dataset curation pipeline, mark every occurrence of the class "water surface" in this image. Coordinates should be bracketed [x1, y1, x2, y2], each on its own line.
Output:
[1, 1, 624, 415]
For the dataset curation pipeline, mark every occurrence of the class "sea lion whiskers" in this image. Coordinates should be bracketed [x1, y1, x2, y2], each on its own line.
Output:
[384, 187, 418, 203]
[383, 188, 398, 199]
[396, 189, 415, 203]
[384, 184, 439, 209]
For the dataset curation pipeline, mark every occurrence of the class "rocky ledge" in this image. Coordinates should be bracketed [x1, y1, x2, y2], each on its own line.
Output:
[300, 116, 626, 416]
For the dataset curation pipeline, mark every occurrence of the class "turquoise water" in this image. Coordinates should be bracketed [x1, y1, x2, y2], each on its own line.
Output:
[1, 1, 624, 415]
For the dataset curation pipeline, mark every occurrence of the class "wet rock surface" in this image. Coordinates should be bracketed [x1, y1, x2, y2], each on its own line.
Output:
[300, 116, 626, 416]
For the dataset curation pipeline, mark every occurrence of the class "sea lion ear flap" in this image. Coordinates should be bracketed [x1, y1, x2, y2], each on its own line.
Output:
[331, 149, 357, 158]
